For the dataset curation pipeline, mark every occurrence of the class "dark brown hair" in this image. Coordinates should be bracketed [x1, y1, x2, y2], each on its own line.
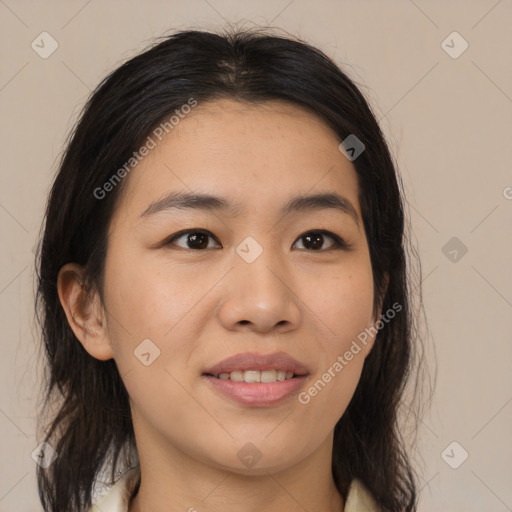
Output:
[35, 26, 433, 512]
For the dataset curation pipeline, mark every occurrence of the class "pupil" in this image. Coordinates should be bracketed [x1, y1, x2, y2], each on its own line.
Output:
[189, 233, 208, 249]
[305, 233, 323, 250]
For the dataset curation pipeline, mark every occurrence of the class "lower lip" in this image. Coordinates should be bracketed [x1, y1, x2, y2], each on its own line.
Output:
[203, 375, 308, 406]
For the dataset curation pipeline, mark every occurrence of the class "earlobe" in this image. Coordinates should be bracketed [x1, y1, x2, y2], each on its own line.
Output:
[57, 263, 114, 361]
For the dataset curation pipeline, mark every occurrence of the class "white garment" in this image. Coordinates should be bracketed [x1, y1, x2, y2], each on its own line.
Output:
[88, 465, 380, 512]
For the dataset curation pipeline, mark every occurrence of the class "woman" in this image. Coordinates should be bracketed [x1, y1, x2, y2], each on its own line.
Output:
[35, 27, 429, 512]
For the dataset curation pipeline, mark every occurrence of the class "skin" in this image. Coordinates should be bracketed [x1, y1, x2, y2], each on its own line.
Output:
[58, 99, 384, 512]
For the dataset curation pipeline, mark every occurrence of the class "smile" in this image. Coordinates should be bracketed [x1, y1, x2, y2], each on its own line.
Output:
[208, 369, 296, 383]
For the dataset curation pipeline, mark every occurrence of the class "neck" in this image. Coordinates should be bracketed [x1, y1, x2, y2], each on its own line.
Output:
[128, 432, 344, 512]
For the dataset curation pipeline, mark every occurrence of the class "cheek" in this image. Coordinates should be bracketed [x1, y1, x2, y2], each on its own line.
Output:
[309, 260, 375, 349]
[102, 258, 203, 426]
[102, 251, 220, 402]
[104, 251, 202, 339]
[295, 266, 374, 439]
[296, 352, 364, 450]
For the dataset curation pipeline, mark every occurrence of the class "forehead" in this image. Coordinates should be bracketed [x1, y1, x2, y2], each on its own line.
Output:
[110, 99, 361, 228]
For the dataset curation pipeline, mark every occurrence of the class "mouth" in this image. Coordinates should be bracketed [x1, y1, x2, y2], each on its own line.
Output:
[202, 352, 309, 406]
[203, 369, 302, 382]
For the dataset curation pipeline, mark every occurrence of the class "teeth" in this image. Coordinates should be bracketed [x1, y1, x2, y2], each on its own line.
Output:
[230, 371, 244, 382]
[245, 370, 261, 383]
[261, 370, 276, 383]
[215, 370, 296, 382]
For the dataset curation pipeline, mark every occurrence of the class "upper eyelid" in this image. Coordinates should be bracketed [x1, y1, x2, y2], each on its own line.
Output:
[161, 229, 219, 249]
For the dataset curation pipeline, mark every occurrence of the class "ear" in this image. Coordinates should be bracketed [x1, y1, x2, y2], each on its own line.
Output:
[57, 263, 114, 361]
[364, 272, 390, 358]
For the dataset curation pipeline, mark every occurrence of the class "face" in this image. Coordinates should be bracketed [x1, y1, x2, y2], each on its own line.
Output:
[91, 99, 379, 474]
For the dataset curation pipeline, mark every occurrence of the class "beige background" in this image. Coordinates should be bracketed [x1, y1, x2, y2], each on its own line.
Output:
[1, 1, 511, 510]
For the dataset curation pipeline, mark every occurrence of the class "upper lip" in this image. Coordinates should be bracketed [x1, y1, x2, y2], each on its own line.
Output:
[203, 351, 309, 376]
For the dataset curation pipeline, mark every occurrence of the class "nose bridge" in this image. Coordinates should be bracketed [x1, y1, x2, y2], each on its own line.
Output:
[217, 236, 301, 331]
[235, 235, 289, 303]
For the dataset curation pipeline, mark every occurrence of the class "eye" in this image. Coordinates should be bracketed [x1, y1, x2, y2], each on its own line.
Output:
[292, 230, 350, 251]
[164, 229, 221, 250]
[163, 229, 350, 251]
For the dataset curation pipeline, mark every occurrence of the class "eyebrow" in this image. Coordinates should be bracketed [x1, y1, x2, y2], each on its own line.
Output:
[139, 191, 360, 227]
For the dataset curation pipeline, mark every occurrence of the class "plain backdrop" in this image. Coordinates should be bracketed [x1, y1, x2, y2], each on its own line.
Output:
[0, 1, 511, 511]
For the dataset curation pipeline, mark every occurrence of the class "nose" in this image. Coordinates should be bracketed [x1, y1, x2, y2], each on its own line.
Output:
[217, 250, 302, 334]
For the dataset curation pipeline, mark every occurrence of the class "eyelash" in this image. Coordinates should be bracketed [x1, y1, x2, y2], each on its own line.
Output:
[162, 229, 351, 252]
